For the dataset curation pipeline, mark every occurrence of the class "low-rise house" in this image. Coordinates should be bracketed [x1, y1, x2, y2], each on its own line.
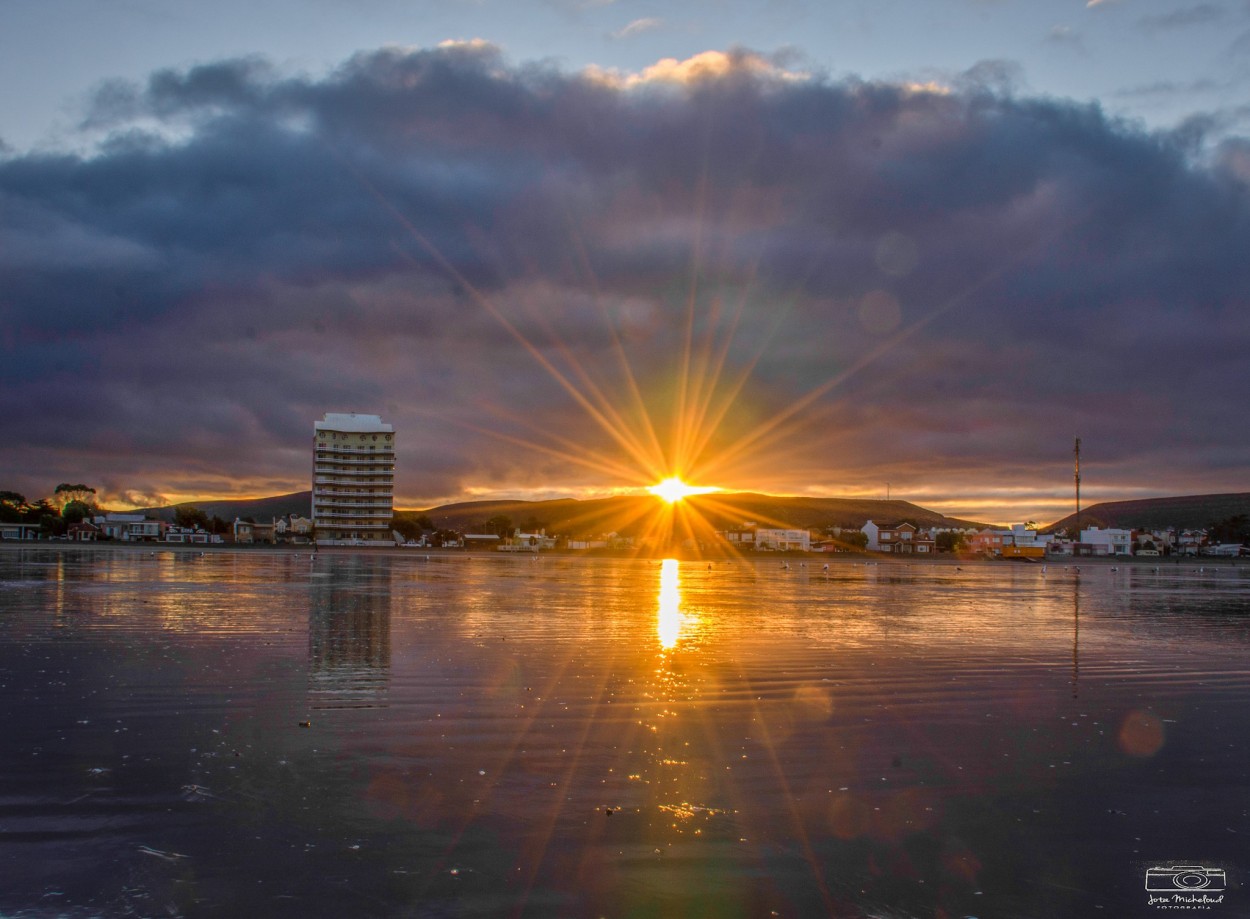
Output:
[1006, 524, 1052, 550]
[1080, 527, 1133, 557]
[1046, 537, 1074, 556]
[998, 524, 1051, 558]
[755, 528, 811, 552]
[720, 527, 757, 548]
[232, 518, 276, 545]
[861, 520, 882, 550]
[275, 515, 313, 544]
[0, 522, 41, 541]
[164, 526, 219, 544]
[1134, 531, 1169, 556]
[96, 514, 164, 542]
[864, 521, 932, 554]
[1203, 543, 1246, 557]
[503, 530, 556, 552]
[68, 520, 100, 542]
[969, 528, 1012, 555]
[567, 538, 608, 550]
[1176, 530, 1205, 556]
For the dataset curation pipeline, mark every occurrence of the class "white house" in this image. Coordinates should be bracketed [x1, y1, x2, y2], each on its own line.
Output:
[861, 520, 881, 551]
[1080, 527, 1133, 556]
[756, 528, 811, 552]
[96, 514, 164, 542]
[1006, 525, 1054, 551]
[504, 530, 556, 552]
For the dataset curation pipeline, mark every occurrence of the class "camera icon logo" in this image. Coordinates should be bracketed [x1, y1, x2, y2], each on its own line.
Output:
[1145, 865, 1226, 892]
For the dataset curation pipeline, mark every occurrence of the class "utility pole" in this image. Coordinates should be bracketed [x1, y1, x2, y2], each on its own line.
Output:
[1074, 437, 1082, 541]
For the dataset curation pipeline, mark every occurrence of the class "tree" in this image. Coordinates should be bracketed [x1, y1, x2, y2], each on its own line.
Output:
[174, 505, 210, 530]
[414, 514, 435, 532]
[25, 498, 61, 536]
[391, 516, 423, 542]
[838, 531, 869, 549]
[53, 484, 97, 512]
[62, 500, 93, 525]
[1209, 514, 1250, 546]
[0, 491, 26, 523]
[935, 531, 967, 553]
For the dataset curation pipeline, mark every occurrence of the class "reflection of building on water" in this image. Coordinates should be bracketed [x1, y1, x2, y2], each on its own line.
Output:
[1071, 576, 1080, 700]
[308, 564, 392, 709]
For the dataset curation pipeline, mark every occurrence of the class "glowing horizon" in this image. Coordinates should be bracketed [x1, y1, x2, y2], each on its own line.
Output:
[647, 477, 721, 504]
[91, 477, 1123, 530]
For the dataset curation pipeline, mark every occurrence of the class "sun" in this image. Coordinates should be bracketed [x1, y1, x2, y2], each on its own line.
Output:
[648, 476, 718, 504]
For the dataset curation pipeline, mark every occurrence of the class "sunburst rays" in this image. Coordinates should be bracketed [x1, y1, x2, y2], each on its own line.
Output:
[351, 108, 1084, 540]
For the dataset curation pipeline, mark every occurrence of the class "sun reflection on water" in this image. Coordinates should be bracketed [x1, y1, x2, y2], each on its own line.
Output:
[657, 558, 685, 650]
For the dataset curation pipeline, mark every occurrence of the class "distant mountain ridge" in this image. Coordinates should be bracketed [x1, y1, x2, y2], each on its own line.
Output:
[138, 490, 1250, 536]
[140, 492, 312, 522]
[142, 491, 985, 534]
[1046, 493, 1250, 533]
[410, 493, 987, 537]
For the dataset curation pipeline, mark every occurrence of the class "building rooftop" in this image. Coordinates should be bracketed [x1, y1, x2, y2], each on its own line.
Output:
[315, 412, 394, 433]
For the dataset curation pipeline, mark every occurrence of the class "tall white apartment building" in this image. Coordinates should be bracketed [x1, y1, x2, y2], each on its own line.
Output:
[312, 413, 395, 546]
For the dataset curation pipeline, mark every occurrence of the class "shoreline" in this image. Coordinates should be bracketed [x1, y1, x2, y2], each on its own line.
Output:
[1, 540, 1242, 568]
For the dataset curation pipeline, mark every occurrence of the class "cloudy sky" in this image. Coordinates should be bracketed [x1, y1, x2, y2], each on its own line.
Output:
[2, 0, 1249, 524]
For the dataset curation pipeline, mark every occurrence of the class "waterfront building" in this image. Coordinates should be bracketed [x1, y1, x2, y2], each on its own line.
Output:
[968, 527, 1012, 555]
[1000, 524, 1053, 558]
[275, 514, 313, 545]
[862, 521, 935, 555]
[720, 527, 757, 548]
[0, 522, 42, 541]
[313, 413, 395, 546]
[94, 513, 164, 542]
[755, 528, 811, 552]
[861, 520, 881, 550]
[68, 520, 100, 542]
[232, 518, 276, 545]
[1079, 526, 1133, 557]
[503, 529, 556, 552]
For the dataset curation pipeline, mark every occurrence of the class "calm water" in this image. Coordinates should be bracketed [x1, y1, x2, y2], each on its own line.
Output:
[1, 548, 1247, 918]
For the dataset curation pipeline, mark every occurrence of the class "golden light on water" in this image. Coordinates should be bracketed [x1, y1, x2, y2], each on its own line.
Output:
[657, 558, 685, 649]
[648, 477, 718, 504]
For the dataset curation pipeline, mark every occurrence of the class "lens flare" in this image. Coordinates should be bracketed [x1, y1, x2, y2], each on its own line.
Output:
[648, 477, 718, 504]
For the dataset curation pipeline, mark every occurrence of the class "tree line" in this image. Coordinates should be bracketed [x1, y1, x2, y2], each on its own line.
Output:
[1, 484, 100, 534]
[0, 484, 232, 538]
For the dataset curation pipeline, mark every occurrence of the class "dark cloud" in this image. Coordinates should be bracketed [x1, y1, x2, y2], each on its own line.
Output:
[1, 46, 1248, 519]
[952, 59, 1027, 97]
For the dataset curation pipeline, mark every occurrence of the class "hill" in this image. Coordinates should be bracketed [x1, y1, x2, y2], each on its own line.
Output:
[400, 493, 985, 537]
[139, 490, 984, 537]
[141, 492, 312, 523]
[1046, 493, 1250, 533]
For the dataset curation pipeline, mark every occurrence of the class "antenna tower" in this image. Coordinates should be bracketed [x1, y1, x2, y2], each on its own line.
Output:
[1074, 437, 1081, 538]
